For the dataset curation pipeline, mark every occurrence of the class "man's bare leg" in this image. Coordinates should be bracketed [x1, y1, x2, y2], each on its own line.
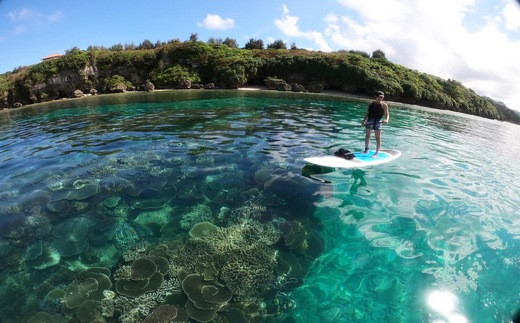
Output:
[364, 129, 371, 153]
[373, 130, 381, 157]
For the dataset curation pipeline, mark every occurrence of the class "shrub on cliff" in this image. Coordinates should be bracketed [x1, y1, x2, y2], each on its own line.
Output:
[151, 65, 201, 89]
[104, 75, 132, 93]
[0, 73, 10, 96]
[213, 56, 261, 88]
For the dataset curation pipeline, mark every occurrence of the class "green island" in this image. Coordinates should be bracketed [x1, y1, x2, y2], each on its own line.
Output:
[1, 37, 519, 124]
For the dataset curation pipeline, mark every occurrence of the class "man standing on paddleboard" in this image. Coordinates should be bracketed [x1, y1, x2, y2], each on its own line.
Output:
[361, 91, 389, 157]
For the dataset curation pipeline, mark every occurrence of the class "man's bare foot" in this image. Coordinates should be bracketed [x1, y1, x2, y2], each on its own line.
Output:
[371, 153, 379, 158]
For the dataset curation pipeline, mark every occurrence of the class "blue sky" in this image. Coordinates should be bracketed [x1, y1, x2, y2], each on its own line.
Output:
[1, 0, 519, 110]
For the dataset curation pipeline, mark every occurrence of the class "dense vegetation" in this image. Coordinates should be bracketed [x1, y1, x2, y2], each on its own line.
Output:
[1, 37, 518, 124]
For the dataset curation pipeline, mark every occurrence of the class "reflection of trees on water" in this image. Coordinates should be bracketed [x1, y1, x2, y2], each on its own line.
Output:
[422, 113, 475, 135]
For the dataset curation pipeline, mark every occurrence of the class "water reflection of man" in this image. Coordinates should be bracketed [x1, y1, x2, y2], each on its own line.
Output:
[362, 91, 389, 157]
[350, 169, 366, 194]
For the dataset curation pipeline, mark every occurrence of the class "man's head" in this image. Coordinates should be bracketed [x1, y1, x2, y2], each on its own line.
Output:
[375, 91, 384, 100]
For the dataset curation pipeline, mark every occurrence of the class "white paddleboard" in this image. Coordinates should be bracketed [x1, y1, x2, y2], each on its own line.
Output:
[304, 149, 401, 169]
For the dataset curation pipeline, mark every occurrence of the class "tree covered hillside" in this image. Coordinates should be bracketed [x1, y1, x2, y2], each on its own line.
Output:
[1, 38, 518, 124]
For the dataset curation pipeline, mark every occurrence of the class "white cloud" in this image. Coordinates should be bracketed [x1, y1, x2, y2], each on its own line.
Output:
[502, 0, 520, 31]
[198, 14, 235, 30]
[14, 25, 26, 34]
[8, 8, 62, 22]
[47, 11, 63, 22]
[6, 8, 63, 37]
[8, 8, 34, 20]
[328, 0, 520, 111]
[275, 5, 332, 51]
[282, 4, 290, 15]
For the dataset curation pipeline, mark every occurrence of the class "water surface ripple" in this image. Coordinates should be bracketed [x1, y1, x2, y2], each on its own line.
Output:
[0, 91, 519, 322]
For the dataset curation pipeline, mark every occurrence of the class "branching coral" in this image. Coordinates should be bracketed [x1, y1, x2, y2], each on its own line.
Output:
[100, 290, 115, 318]
[122, 241, 151, 262]
[228, 200, 267, 224]
[189, 219, 282, 254]
[179, 204, 214, 230]
[114, 292, 162, 323]
[220, 244, 277, 299]
[142, 304, 179, 323]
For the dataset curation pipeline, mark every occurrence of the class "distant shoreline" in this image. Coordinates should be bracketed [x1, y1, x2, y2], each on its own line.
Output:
[0, 87, 510, 125]
[1, 86, 374, 112]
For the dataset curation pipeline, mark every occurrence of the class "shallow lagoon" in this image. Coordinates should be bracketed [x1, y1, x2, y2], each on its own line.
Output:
[0, 90, 519, 322]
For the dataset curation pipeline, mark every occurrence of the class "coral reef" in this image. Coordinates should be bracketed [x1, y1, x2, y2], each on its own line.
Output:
[26, 311, 63, 323]
[66, 179, 100, 200]
[220, 244, 277, 299]
[0, 125, 324, 323]
[113, 221, 140, 249]
[182, 273, 232, 322]
[24, 240, 61, 270]
[115, 258, 165, 297]
[63, 268, 112, 321]
[282, 220, 324, 260]
[114, 292, 162, 322]
[142, 304, 179, 323]
[189, 221, 219, 239]
[52, 217, 94, 257]
[180, 204, 214, 230]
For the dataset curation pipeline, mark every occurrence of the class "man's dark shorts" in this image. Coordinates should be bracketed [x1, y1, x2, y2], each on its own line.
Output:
[365, 118, 382, 130]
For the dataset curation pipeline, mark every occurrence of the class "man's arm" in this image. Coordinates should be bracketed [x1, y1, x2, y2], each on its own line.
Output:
[383, 103, 389, 123]
[362, 111, 369, 125]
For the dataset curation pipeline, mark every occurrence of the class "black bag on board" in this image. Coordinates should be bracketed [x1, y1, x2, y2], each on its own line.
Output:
[334, 148, 355, 160]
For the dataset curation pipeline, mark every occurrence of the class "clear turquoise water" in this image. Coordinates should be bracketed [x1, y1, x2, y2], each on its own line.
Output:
[0, 91, 519, 322]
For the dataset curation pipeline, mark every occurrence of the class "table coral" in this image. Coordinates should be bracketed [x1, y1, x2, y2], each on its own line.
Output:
[115, 258, 165, 297]
[181, 273, 232, 322]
